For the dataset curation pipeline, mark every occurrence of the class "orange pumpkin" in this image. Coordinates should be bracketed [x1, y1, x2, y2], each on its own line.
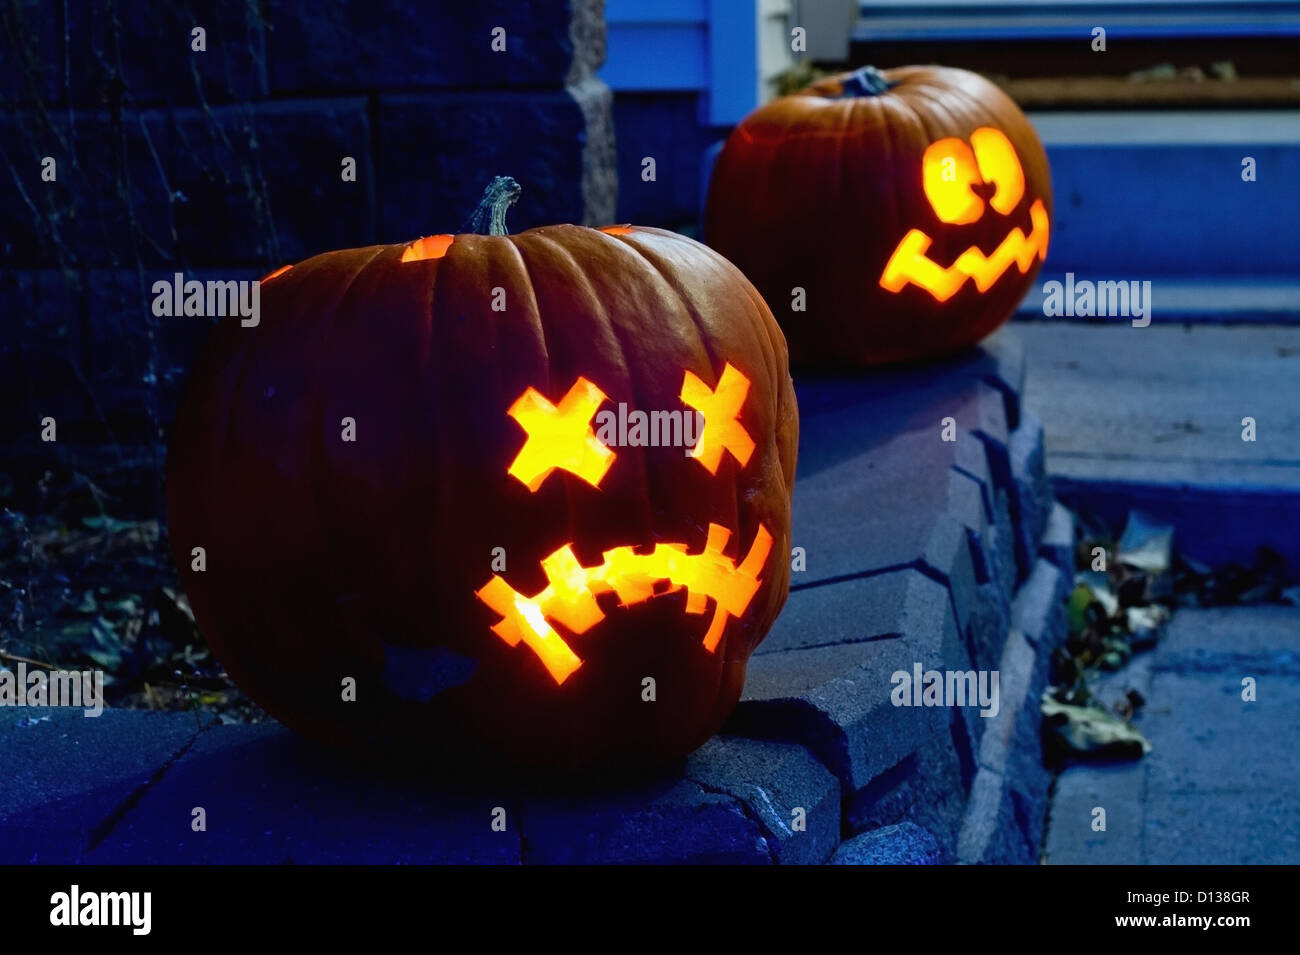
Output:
[706, 66, 1053, 367]
[166, 179, 798, 768]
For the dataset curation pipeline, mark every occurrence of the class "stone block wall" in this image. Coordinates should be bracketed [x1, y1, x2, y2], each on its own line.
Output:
[0, 0, 615, 513]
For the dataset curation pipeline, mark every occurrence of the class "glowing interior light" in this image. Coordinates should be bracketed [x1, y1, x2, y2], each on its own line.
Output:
[400, 234, 455, 262]
[506, 377, 615, 491]
[262, 264, 293, 282]
[921, 127, 1026, 225]
[922, 138, 984, 225]
[475, 523, 773, 684]
[969, 127, 1025, 215]
[882, 126, 1046, 301]
[599, 225, 635, 235]
[879, 199, 1049, 302]
[475, 577, 585, 685]
[681, 363, 755, 474]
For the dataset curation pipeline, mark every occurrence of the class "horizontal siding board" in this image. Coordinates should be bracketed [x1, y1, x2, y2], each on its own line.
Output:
[605, 0, 707, 24]
[602, 24, 707, 90]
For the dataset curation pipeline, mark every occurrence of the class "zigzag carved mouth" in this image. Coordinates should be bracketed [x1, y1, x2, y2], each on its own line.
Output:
[475, 522, 772, 685]
[879, 199, 1050, 303]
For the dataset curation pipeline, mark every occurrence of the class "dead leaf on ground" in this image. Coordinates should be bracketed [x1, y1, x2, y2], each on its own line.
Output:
[1042, 693, 1152, 759]
[1117, 511, 1174, 574]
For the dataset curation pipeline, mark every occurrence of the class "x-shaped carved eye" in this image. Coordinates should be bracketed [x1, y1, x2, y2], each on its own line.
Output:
[507, 377, 615, 491]
[922, 127, 1025, 224]
[681, 362, 754, 475]
[506, 364, 755, 492]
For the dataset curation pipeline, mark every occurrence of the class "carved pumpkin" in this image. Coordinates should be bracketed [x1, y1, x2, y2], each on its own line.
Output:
[166, 179, 798, 768]
[706, 65, 1053, 367]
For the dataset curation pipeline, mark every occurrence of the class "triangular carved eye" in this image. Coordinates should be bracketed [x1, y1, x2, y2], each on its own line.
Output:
[922, 126, 1025, 224]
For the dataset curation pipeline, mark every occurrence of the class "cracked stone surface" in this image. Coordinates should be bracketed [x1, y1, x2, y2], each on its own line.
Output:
[0, 708, 202, 863]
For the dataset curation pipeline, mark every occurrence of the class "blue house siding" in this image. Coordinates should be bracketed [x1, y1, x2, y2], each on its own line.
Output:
[603, 0, 790, 226]
[613, 93, 715, 228]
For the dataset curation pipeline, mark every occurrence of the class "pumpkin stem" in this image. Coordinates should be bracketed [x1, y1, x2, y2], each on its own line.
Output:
[464, 176, 522, 236]
[839, 66, 895, 97]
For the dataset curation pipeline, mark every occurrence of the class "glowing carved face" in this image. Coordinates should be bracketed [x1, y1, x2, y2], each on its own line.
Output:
[879, 127, 1049, 303]
[474, 363, 770, 685]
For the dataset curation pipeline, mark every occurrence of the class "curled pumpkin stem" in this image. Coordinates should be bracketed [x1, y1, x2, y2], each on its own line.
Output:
[839, 65, 895, 97]
[463, 176, 522, 236]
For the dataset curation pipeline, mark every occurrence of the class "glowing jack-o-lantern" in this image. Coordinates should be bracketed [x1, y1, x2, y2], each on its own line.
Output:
[706, 65, 1053, 367]
[167, 178, 798, 768]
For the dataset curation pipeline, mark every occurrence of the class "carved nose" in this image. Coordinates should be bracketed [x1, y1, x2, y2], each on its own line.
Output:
[970, 180, 998, 205]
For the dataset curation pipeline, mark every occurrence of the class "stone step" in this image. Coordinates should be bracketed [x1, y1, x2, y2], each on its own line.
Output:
[1019, 322, 1300, 574]
[0, 329, 1068, 864]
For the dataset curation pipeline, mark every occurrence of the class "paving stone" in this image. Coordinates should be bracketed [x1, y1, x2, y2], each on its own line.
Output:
[987, 484, 1020, 595]
[830, 822, 942, 865]
[1143, 792, 1300, 864]
[685, 736, 840, 865]
[267, 0, 605, 93]
[1043, 763, 1146, 865]
[975, 630, 1038, 777]
[1153, 605, 1300, 676]
[990, 629, 1053, 856]
[521, 777, 768, 865]
[956, 768, 1025, 863]
[1039, 501, 1076, 579]
[0, 708, 201, 863]
[1009, 410, 1052, 582]
[790, 426, 983, 623]
[848, 723, 970, 859]
[954, 430, 995, 517]
[947, 468, 988, 533]
[958, 557, 1068, 863]
[737, 637, 938, 797]
[87, 721, 522, 864]
[794, 350, 1012, 492]
[963, 578, 1012, 685]
[928, 513, 983, 642]
[1012, 556, 1070, 653]
[954, 326, 1026, 430]
[733, 568, 965, 795]
[763, 567, 950, 657]
[1004, 561, 1069, 831]
[959, 483, 1017, 676]
[1141, 671, 1300, 796]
